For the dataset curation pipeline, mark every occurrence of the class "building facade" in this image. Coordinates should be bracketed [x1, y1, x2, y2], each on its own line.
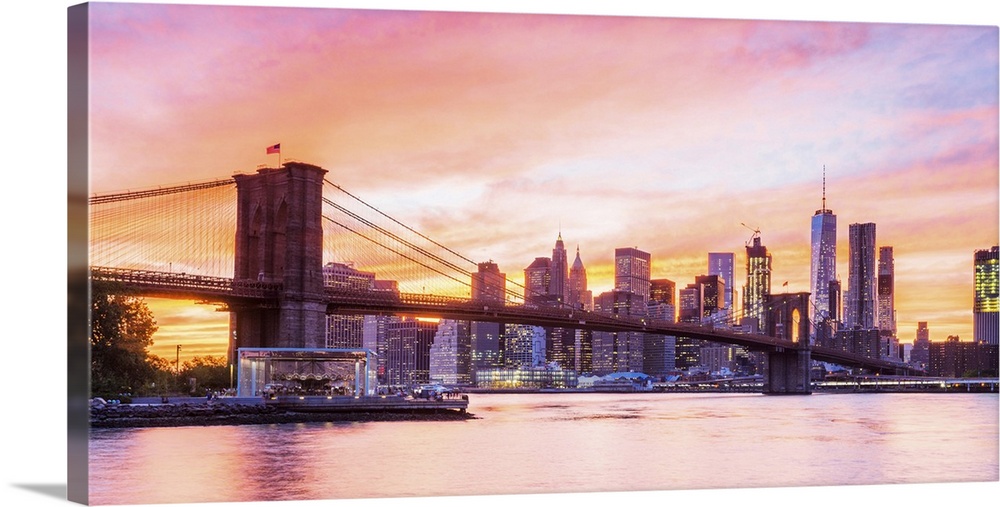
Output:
[470, 261, 506, 378]
[549, 233, 569, 304]
[614, 247, 651, 303]
[910, 321, 930, 370]
[743, 235, 772, 329]
[568, 246, 593, 311]
[708, 253, 735, 317]
[928, 336, 999, 377]
[428, 319, 472, 385]
[845, 222, 877, 330]
[810, 188, 837, 341]
[974, 246, 999, 345]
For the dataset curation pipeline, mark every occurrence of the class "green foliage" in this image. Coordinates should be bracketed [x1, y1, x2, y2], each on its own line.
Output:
[90, 284, 162, 398]
[180, 355, 231, 394]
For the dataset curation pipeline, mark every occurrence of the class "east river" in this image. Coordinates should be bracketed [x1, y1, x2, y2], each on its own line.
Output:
[88, 392, 998, 505]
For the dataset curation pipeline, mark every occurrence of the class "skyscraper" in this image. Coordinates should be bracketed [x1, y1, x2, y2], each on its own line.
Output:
[743, 235, 771, 328]
[615, 247, 651, 302]
[568, 246, 593, 311]
[524, 257, 553, 304]
[974, 246, 999, 345]
[877, 246, 896, 336]
[708, 252, 735, 314]
[470, 261, 506, 377]
[845, 222, 877, 330]
[810, 168, 837, 340]
[549, 232, 569, 304]
[568, 246, 594, 373]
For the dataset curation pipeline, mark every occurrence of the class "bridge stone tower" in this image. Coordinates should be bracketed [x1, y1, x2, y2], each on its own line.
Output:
[231, 162, 328, 350]
[762, 292, 812, 394]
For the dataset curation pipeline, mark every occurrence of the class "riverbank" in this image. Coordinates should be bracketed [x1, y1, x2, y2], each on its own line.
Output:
[90, 400, 476, 428]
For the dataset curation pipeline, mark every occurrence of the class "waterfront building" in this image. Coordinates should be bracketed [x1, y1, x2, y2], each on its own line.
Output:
[928, 336, 999, 377]
[708, 253, 735, 316]
[502, 324, 547, 368]
[810, 169, 837, 342]
[384, 317, 439, 387]
[974, 246, 999, 345]
[743, 235, 772, 329]
[429, 320, 471, 385]
[910, 321, 930, 370]
[549, 232, 569, 304]
[844, 222, 877, 330]
[474, 364, 578, 389]
[700, 344, 737, 374]
[615, 247, 651, 303]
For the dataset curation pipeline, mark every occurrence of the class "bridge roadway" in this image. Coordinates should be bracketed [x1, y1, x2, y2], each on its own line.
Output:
[90, 267, 917, 374]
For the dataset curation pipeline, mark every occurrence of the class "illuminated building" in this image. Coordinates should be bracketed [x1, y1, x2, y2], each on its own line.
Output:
[615, 247, 651, 302]
[474, 365, 578, 389]
[429, 320, 471, 385]
[974, 246, 999, 345]
[384, 318, 439, 387]
[845, 222, 877, 330]
[503, 324, 546, 368]
[743, 235, 772, 329]
[810, 170, 837, 341]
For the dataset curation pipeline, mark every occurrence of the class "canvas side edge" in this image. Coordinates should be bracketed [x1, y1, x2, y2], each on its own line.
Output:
[67, 3, 91, 505]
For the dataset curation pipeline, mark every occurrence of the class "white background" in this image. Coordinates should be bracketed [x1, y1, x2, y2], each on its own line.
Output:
[2, 1, 997, 507]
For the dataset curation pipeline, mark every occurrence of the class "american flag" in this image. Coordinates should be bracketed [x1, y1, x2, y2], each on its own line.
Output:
[266, 143, 280, 154]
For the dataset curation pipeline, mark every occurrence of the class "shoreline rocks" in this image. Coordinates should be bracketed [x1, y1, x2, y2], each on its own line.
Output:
[90, 402, 476, 429]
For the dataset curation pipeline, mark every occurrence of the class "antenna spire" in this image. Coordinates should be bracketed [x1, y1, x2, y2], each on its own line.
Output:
[822, 165, 827, 212]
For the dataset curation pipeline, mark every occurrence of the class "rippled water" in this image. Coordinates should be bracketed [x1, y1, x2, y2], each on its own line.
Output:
[88, 392, 999, 505]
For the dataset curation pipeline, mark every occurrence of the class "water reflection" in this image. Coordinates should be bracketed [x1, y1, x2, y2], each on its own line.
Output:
[89, 393, 998, 504]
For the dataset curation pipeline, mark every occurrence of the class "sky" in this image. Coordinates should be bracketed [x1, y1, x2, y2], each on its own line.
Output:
[82, 1, 999, 364]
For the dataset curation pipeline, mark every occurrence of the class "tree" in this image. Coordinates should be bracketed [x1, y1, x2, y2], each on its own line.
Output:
[90, 285, 161, 398]
[180, 355, 230, 394]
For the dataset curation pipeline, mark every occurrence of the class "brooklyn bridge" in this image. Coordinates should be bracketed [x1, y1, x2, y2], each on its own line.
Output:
[88, 162, 922, 394]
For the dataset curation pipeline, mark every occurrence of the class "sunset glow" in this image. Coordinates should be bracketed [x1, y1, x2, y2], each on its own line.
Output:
[85, 3, 999, 363]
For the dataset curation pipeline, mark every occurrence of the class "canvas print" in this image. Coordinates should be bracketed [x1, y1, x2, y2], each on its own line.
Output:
[68, 2, 999, 505]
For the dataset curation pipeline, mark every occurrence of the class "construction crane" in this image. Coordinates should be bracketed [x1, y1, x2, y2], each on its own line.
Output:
[740, 222, 761, 247]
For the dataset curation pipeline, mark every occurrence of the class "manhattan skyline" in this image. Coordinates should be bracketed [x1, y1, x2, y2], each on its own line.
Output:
[83, 2, 998, 363]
